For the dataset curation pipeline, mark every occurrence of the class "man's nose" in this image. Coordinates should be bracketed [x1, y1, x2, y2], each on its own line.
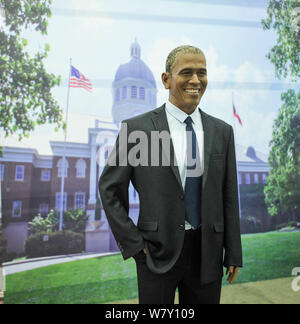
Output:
[189, 73, 201, 85]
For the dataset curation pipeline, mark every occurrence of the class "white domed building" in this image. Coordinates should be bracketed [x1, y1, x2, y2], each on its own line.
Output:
[112, 39, 157, 125]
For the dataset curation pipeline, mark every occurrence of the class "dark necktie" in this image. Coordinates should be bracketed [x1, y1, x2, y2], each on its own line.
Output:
[184, 116, 202, 229]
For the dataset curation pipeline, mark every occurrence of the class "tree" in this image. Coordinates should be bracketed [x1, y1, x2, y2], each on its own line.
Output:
[264, 90, 300, 222]
[262, 0, 300, 223]
[0, 0, 63, 140]
[261, 0, 300, 81]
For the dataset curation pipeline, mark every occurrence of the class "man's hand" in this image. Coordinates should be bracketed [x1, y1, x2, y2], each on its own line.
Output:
[226, 266, 239, 284]
[143, 248, 147, 254]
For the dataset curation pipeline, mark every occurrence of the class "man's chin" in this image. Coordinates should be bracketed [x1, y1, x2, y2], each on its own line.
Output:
[169, 96, 201, 111]
[183, 99, 201, 110]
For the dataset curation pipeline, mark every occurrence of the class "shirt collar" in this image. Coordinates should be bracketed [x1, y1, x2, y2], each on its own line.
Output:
[165, 100, 200, 124]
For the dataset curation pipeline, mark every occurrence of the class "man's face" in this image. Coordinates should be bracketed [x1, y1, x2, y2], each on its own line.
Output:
[162, 52, 208, 113]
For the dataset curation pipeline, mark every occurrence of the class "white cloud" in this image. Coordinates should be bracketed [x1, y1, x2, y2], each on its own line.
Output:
[205, 46, 231, 82]
[145, 35, 197, 83]
[235, 61, 265, 83]
[52, 0, 113, 38]
[146, 38, 178, 83]
[233, 104, 276, 154]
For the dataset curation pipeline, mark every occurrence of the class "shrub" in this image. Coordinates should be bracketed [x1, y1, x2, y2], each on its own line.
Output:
[28, 214, 55, 236]
[28, 209, 89, 236]
[276, 221, 297, 231]
[63, 209, 89, 233]
[25, 231, 84, 259]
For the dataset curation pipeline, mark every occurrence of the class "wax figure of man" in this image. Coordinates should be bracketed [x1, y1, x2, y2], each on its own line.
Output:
[99, 45, 243, 304]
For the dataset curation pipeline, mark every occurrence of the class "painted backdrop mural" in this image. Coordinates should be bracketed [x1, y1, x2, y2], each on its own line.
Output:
[0, 0, 299, 281]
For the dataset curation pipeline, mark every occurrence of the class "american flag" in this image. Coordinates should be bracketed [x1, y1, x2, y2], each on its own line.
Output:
[233, 103, 242, 126]
[69, 65, 93, 92]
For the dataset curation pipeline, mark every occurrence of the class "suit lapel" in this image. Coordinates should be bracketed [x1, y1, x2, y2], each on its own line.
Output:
[151, 105, 183, 190]
[200, 109, 215, 190]
[150, 105, 215, 192]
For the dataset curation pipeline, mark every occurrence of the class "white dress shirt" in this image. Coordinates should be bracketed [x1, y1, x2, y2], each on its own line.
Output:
[165, 100, 204, 230]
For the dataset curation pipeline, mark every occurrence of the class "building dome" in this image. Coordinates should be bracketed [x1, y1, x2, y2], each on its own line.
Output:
[112, 39, 157, 125]
[114, 59, 156, 88]
[114, 40, 156, 88]
[245, 146, 257, 159]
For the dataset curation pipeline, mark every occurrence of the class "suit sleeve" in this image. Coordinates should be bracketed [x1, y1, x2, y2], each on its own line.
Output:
[98, 121, 145, 260]
[223, 126, 243, 268]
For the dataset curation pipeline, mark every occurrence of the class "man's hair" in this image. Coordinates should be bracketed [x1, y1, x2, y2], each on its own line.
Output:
[166, 45, 205, 74]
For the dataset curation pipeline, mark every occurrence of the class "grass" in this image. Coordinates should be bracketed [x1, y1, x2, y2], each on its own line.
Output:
[4, 230, 300, 304]
[234, 230, 300, 284]
[5, 255, 138, 304]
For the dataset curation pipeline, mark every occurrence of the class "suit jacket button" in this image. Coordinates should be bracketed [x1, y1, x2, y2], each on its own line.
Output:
[179, 194, 184, 200]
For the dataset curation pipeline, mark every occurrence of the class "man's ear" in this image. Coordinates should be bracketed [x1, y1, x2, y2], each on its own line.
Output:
[161, 72, 170, 89]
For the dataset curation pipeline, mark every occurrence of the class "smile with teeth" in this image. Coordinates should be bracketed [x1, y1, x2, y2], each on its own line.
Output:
[184, 88, 200, 94]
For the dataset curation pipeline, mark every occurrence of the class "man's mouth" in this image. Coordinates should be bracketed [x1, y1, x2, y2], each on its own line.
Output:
[184, 88, 200, 94]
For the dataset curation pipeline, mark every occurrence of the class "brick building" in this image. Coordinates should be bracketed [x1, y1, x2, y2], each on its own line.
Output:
[0, 141, 269, 224]
[0, 145, 91, 224]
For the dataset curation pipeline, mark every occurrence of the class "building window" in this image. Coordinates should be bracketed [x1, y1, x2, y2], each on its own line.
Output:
[57, 158, 69, 178]
[238, 173, 242, 185]
[39, 203, 49, 217]
[76, 159, 87, 178]
[262, 173, 267, 184]
[0, 164, 4, 181]
[245, 173, 251, 185]
[139, 87, 145, 100]
[41, 169, 51, 182]
[115, 88, 120, 101]
[12, 201, 22, 218]
[15, 165, 25, 181]
[75, 192, 86, 210]
[56, 192, 67, 211]
[131, 86, 137, 99]
[122, 86, 127, 99]
[254, 173, 259, 184]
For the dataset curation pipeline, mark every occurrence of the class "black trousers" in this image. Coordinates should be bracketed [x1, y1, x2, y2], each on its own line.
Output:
[134, 228, 222, 304]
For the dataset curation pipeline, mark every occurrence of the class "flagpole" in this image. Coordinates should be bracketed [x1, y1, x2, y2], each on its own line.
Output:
[59, 58, 72, 231]
[232, 92, 242, 219]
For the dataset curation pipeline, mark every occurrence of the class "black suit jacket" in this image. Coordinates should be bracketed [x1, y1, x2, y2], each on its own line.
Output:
[99, 104, 243, 284]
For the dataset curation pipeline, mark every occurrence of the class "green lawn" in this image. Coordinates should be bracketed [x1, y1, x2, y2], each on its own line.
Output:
[236, 231, 300, 284]
[4, 231, 300, 304]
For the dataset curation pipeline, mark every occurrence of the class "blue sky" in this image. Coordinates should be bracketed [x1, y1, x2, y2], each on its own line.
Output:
[2, 0, 298, 156]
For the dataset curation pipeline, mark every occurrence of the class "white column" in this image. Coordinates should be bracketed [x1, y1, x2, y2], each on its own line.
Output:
[88, 137, 97, 206]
